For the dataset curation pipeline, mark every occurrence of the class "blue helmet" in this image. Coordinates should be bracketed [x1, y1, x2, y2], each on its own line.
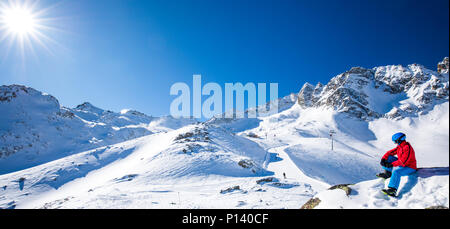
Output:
[392, 132, 406, 144]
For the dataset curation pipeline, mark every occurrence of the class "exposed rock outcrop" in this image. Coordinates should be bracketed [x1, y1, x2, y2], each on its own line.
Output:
[297, 58, 449, 120]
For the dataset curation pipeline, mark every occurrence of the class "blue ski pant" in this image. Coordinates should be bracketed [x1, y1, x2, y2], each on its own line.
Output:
[382, 156, 416, 190]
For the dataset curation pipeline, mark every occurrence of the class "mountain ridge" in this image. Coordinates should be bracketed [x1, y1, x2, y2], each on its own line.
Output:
[0, 84, 196, 174]
[297, 57, 449, 120]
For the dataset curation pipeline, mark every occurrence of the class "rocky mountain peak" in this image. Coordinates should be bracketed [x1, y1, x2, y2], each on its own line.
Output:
[315, 82, 324, 89]
[297, 83, 315, 108]
[74, 102, 104, 113]
[297, 58, 449, 120]
[76, 101, 93, 108]
[0, 84, 60, 111]
[120, 109, 150, 117]
[0, 85, 28, 102]
[347, 66, 373, 75]
[438, 57, 449, 74]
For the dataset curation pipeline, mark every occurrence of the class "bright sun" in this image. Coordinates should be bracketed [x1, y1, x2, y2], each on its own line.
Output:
[0, 0, 59, 58]
[2, 6, 37, 35]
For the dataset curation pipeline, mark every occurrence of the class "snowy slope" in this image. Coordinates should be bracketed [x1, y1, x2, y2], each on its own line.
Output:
[0, 85, 196, 174]
[235, 101, 449, 185]
[236, 104, 381, 185]
[0, 123, 324, 209]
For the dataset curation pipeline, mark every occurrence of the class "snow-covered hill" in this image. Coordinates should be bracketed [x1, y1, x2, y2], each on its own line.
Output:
[0, 85, 196, 174]
[0, 123, 317, 209]
[0, 58, 448, 209]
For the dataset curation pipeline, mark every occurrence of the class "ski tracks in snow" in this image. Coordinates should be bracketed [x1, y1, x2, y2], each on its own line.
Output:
[265, 145, 328, 192]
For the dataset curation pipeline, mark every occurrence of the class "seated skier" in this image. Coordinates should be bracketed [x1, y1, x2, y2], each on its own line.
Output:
[376, 132, 417, 197]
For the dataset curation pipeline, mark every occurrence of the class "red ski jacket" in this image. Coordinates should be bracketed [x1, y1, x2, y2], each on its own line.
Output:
[382, 141, 417, 170]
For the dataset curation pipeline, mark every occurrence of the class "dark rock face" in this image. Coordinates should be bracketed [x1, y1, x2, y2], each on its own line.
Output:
[174, 127, 209, 143]
[328, 184, 352, 196]
[425, 205, 449, 209]
[300, 197, 321, 209]
[298, 83, 315, 108]
[298, 83, 324, 108]
[220, 185, 241, 194]
[238, 159, 254, 169]
[297, 67, 382, 120]
[437, 57, 449, 74]
[256, 177, 278, 184]
[297, 58, 449, 120]
[0, 85, 29, 102]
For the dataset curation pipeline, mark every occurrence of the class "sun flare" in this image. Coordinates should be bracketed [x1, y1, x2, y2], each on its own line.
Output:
[2, 6, 36, 35]
[0, 0, 60, 58]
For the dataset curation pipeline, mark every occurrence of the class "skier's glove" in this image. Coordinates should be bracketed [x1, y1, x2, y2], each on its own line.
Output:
[381, 159, 393, 168]
[380, 159, 387, 167]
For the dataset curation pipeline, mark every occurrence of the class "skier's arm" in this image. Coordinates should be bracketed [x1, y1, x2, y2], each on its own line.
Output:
[382, 147, 398, 160]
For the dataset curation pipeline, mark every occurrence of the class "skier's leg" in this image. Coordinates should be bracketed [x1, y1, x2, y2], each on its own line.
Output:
[388, 166, 416, 190]
[382, 166, 393, 172]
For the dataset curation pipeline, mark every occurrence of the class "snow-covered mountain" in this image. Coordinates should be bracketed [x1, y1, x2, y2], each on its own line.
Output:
[0, 58, 448, 209]
[297, 57, 449, 120]
[0, 85, 196, 174]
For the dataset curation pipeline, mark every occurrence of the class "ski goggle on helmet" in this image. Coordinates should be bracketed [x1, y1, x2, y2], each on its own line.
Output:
[392, 132, 406, 144]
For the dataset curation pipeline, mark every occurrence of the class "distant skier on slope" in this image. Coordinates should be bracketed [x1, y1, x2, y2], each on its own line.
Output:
[376, 132, 417, 197]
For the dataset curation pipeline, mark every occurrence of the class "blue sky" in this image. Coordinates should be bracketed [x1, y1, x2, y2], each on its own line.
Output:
[0, 0, 448, 117]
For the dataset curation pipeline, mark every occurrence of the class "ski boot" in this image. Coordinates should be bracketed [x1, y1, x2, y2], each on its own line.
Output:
[381, 187, 397, 197]
[376, 171, 391, 180]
